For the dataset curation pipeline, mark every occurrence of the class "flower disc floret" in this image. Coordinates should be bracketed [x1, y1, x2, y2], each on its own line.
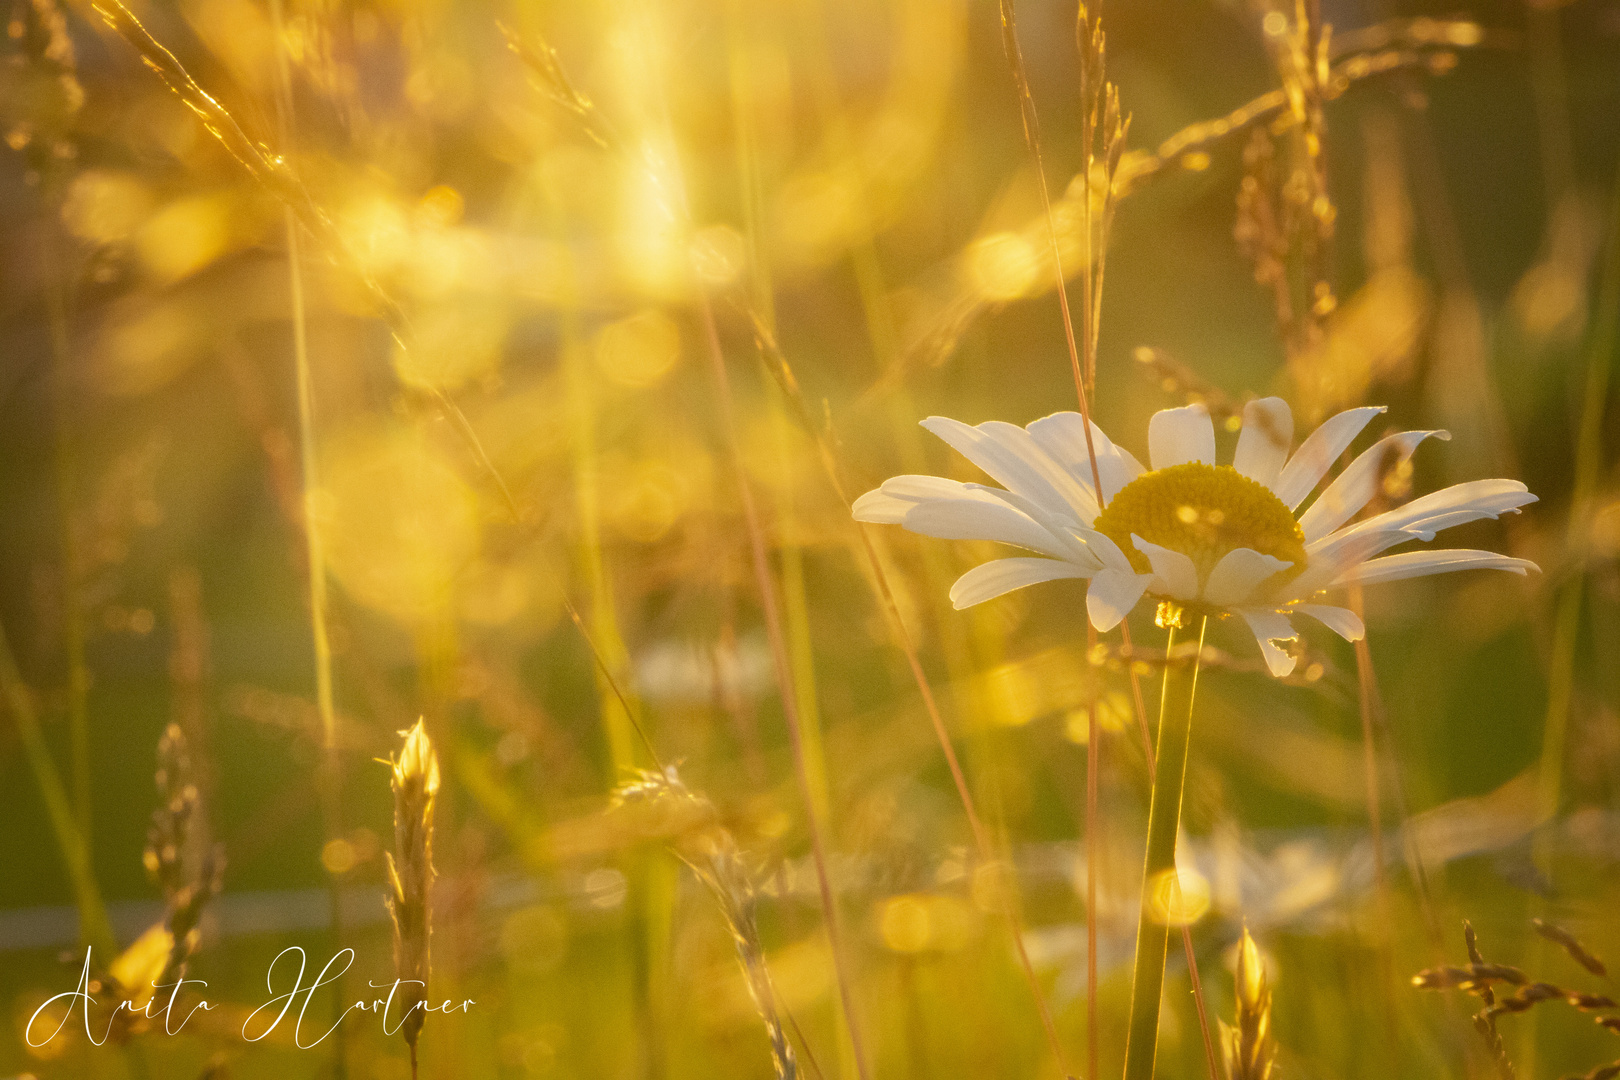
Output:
[1093, 462, 1307, 585]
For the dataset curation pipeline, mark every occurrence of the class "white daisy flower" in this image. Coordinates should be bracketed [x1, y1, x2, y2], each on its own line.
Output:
[852, 399, 1538, 677]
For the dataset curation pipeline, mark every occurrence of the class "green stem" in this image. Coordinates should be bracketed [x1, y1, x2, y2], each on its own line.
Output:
[0, 622, 116, 956]
[1123, 615, 1208, 1080]
[1536, 162, 1620, 839]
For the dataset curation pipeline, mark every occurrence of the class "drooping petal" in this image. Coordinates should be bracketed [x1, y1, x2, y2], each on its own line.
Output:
[1087, 568, 1151, 631]
[1331, 549, 1539, 587]
[950, 558, 1091, 608]
[1231, 397, 1294, 491]
[1202, 547, 1294, 606]
[1298, 429, 1449, 542]
[1147, 404, 1216, 471]
[853, 476, 1079, 561]
[1241, 610, 1300, 677]
[1131, 534, 1199, 600]
[1293, 604, 1365, 641]
[1271, 406, 1386, 511]
[921, 417, 1098, 523]
[1026, 412, 1144, 505]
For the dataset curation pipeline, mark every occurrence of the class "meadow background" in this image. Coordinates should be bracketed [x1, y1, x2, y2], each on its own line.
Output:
[1, 0, 1618, 1077]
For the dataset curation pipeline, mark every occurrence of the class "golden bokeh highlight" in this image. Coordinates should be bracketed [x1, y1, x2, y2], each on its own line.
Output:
[1147, 867, 1212, 927]
[595, 309, 682, 388]
[392, 299, 510, 390]
[136, 194, 234, 283]
[965, 230, 1039, 301]
[318, 426, 482, 624]
[60, 170, 153, 244]
[877, 893, 976, 954]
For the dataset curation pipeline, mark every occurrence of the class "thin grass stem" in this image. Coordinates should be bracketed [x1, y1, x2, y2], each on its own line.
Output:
[1123, 615, 1208, 1080]
[696, 294, 872, 1080]
[0, 622, 116, 956]
[1537, 155, 1620, 852]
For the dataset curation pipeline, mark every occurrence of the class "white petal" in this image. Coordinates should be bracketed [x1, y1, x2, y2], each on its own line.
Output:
[1026, 412, 1144, 505]
[1331, 549, 1539, 587]
[1298, 430, 1448, 542]
[1066, 526, 1136, 574]
[1293, 604, 1365, 641]
[1290, 529, 1412, 598]
[853, 476, 1078, 560]
[852, 475, 970, 523]
[1324, 479, 1537, 544]
[1272, 406, 1387, 511]
[904, 500, 1077, 560]
[1147, 404, 1216, 470]
[950, 558, 1091, 608]
[964, 485, 1103, 568]
[1202, 547, 1293, 607]
[1232, 397, 1294, 491]
[922, 417, 1098, 523]
[1131, 534, 1199, 600]
[1241, 610, 1300, 677]
[1087, 568, 1151, 631]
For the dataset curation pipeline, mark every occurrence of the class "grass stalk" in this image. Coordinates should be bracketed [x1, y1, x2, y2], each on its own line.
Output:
[263, 6, 350, 1072]
[1536, 159, 1620, 846]
[0, 622, 116, 956]
[44, 256, 91, 846]
[1123, 615, 1208, 1080]
[386, 719, 440, 1080]
[696, 295, 872, 1080]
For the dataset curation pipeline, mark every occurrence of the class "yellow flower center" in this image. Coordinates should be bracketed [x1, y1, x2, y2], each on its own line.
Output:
[1093, 463, 1307, 587]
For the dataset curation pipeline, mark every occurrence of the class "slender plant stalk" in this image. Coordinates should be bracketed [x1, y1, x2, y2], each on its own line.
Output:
[1536, 161, 1620, 881]
[0, 623, 116, 956]
[1123, 616, 1209, 1080]
[263, 5, 349, 1073]
[387, 719, 440, 1080]
[1001, 4, 1218, 1074]
[44, 256, 91, 845]
[696, 294, 872, 1080]
[781, 3, 1076, 1062]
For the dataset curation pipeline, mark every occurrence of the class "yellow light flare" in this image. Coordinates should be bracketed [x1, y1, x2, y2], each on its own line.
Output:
[607, 459, 687, 543]
[318, 425, 482, 624]
[108, 921, 174, 1008]
[595, 309, 682, 388]
[321, 837, 358, 875]
[95, 299, 206, 395]
[61, 170, 153, 244]
[392, 299, 510, 390]
[181, 0, 276, 90]
[135, 194, 233, 284]
[878, 893, 976, 954]
[966, 231, 1039, 301]
[1148, 867, 1212, 927]
[417, 184, 465, 228]
[688, 224, 746, 286]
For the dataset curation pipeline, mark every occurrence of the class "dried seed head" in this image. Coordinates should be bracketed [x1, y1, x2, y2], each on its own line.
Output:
[1225, 927, 1276, 1080]
[1533, 918, 1608, 977]
[387, 718, 439, 1067]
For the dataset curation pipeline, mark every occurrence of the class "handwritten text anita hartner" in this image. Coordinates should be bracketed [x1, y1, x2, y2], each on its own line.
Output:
[26, 947, 475, 1049]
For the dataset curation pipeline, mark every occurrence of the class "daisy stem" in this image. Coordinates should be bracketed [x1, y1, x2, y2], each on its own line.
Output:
[1122, 615, 1208, 1080]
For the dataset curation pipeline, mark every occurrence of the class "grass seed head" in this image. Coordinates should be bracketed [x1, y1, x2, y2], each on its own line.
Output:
[387, 718, 440, 1069]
